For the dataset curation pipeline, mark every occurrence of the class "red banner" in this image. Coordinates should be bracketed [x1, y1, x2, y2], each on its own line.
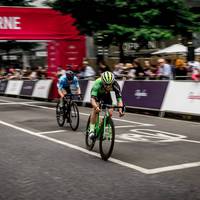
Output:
[0, 6, 82, 40]
[47, 39, 86, 72]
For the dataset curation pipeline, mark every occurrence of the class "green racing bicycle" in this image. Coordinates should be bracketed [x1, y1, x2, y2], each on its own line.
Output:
[85, 103, 125, 161]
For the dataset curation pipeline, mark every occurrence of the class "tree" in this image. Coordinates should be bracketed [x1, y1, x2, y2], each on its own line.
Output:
[48, 0, 200, 61]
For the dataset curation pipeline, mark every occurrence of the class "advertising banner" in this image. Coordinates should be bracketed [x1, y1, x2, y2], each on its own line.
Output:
[83, 81, 94, 103]
[47, 39, 85, 71]
[0, 7, 82, 40]
[32, 80, 53, 99]
[122, 81, 169, 109]
[5, 80, 23, 95]
[20, 80, 36, 96]
[161, 81, 200, 115]
[0, 80, 8, 94]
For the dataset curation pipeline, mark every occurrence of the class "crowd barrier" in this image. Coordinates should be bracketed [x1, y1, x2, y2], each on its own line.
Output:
[0, 79, 200, 116]
[0, 79, 53, 99]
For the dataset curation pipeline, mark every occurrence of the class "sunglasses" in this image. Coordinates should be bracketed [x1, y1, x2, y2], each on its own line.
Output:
[103, 83, 112, 88]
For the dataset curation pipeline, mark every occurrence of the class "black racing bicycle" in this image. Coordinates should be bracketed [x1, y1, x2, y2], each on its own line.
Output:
[85, 103, 125, 161]
[56, 94, 81, 131]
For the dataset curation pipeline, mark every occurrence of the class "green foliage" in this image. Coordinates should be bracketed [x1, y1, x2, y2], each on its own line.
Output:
[49, 0, 200, 45]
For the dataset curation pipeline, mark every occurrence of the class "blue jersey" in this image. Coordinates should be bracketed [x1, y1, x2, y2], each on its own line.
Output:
[57, 74, 79, 91]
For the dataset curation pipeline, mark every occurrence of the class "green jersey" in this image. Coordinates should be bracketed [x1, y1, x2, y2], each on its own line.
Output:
[91, 78, 122, 102]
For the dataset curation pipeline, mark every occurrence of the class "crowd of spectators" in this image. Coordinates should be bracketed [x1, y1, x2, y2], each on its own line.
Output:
[0, 66, 47, 80]
[112, 58, 200, 81]
[1, 57, 200, 82]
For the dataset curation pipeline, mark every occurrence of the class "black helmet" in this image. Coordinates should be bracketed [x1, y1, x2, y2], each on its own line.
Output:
[66, 70, 74, 81]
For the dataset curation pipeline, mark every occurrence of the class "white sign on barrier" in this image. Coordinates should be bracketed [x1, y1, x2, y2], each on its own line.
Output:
[83, 80, 94, 103]
[5, 80, 23, 95]
[161, 81, 200, 115]
[32, 80, 53, 99]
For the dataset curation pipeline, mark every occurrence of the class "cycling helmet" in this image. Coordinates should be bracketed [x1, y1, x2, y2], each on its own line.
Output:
[66, 70, 74, 81]
[101, 71, 115, 85]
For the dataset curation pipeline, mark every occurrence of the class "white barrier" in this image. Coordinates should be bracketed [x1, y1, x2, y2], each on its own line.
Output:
[161, 81, 200, 115]
[83, 80, 94, 103]
[32, 79, 53, 99]
[5, 80, 23, 95]
[1, 79, 200, 116]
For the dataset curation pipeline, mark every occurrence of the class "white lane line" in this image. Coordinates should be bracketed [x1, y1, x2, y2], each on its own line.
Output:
[0, 102, 44, 105]
[8, 102, 152, 126]
[115, 139, 130, 143]
[0, 120, 148, 174]
[115, 125, 136, 128]
[181, 139, 200, 144]
[147, 162, 200, 174]
[0, 99, 10, 102]
[0, 120, 200, 174]
[37, 130, 66, 135]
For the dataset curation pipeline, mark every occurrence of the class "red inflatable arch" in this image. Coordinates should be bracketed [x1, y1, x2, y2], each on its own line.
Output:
[0, 6, 86, 73]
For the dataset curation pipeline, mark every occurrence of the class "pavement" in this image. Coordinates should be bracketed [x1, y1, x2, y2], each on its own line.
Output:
[0, 96, 200, 200]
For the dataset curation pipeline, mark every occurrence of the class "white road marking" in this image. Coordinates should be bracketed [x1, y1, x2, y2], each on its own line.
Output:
[5, 101, 152, 126]
[115, 125, 136, 128]
[0, 102, 44, 105]
[115, 139, 130, 143]
[147, 162, 200, 174]
[0, 120, 200, 174]
[181, 139, 200, 144]
[37, 130, 66, 135]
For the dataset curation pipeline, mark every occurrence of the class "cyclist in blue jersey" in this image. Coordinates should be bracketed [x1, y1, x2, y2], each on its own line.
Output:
[57, 70, 81, 106]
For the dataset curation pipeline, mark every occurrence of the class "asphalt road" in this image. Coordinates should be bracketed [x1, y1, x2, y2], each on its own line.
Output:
[0, 96, 200, 200]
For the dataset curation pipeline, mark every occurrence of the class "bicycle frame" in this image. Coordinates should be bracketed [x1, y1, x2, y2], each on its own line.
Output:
[85, 103, 125, 160]
[94, 106, 111, 139]
[63, 94, 81, 117]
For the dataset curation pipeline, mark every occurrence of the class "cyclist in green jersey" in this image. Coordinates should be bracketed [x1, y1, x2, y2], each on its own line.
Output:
[89, 71, 124, 139]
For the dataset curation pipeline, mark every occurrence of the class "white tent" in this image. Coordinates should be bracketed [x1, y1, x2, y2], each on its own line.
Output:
[195, 47, 200, 55]
[151, 44, 187, 55]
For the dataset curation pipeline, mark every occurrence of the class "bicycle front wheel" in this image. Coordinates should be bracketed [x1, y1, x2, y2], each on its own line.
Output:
[85, 115, 96, 150]
[56, 102, 66, 127]
[99, 117, 115, 161]
[69, 102, 79, 131]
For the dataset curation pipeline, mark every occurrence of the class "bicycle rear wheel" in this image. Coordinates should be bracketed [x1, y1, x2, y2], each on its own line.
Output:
[85, 115, 96, 150]
[56, 102, 66, 127]
[69, 102, 79, 131]
[99, 117, 115, 161]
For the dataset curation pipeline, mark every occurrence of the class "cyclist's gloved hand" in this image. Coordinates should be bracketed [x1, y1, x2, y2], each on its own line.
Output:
[77, 95, 82, 101]
[119, 109, 125, 117]
[95, 106, 101, 113]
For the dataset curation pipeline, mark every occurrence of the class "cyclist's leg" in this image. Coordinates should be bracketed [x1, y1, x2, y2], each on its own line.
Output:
[58, 89, 67, 107]
[102, 93, 113, 117]
[90, 102, 100, 133]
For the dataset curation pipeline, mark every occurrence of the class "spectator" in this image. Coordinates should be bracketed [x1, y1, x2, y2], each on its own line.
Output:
[132, 59, 145, 80]
[174, 59, 188, 80]
[166, 58, 176, 79]
[78, 60, 96, 79]
[98, 60, 110, 74]
[122, 63, 136, 80]
[143, 60, 153, 79]
[56, 66, 66, 78]
[157, 58, 173, 80]
[113, 63, 124, 79]
[188, 61, 200, 81]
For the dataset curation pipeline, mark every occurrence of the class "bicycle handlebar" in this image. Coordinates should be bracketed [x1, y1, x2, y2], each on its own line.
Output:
[100, 104, 126, 112]
[64, 94, 83, 100]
